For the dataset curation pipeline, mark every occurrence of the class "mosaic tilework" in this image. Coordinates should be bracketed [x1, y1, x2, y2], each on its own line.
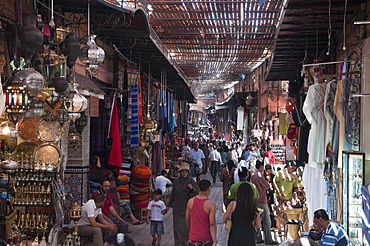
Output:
[64, 167, 89, 207]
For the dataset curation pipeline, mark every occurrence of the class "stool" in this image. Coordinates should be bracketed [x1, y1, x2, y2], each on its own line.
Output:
[284, 217, 306, 240]
[139, 208, 149, 221]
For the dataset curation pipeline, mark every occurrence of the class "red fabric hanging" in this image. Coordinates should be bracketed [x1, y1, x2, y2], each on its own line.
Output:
[108, 96, 122, 168]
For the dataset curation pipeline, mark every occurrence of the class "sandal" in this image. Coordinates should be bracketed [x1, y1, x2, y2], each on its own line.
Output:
[133, 220, 144, 225]
[152, 237, 157, 246]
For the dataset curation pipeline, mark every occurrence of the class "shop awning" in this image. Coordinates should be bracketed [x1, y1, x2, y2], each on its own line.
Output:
[74, 73, 105, 99]
[55, 0, 195, 103]
[215, 92, 258, 107]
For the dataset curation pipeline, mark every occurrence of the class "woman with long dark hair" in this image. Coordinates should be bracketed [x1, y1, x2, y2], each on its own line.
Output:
[222, 182, 261, 246]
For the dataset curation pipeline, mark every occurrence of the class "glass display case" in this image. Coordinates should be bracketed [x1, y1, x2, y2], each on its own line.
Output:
[342, 151, 364, 246]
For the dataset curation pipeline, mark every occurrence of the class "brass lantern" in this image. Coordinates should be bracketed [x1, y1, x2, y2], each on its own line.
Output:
[70, 202, 82, 232]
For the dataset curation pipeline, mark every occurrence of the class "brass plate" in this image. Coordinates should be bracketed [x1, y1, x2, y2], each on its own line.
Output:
[13, 141, 38, 159]
[33, 143, 61, 168]
[37, 119, 63, 142]
[17, 118, 42, 141]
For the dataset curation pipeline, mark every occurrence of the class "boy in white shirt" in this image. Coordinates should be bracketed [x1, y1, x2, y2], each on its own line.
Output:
[147, 189, 167, 246]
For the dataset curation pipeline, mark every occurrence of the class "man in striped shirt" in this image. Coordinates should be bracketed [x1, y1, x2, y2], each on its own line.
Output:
[313, 209, 351, 246]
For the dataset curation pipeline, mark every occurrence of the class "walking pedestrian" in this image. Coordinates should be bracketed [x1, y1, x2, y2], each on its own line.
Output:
[166, 163, 200, 246]
[250, 160, 278, 244]
[147, 189, 167, 246]
[222, 182, 261, 246]
[186, 179, 217, 246]
[219, 160, 236, 210]
[208, 145, 222, 183]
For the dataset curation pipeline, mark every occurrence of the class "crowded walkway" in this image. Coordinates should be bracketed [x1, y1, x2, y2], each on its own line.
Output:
[129, 172, 285, 246]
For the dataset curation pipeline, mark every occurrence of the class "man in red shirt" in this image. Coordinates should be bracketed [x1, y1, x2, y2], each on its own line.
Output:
[91, 180, 129, 234]
[185, 179, 217, 246]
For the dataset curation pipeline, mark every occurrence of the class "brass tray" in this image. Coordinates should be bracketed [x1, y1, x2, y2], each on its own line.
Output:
[36, 119, 63, 142]
[33, 143, 61, 168]
[13, 141, 38, 159]
[17, 118, 42, 141]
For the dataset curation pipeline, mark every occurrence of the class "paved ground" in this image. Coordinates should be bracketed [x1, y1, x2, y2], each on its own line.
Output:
[128, 173, 286, 246]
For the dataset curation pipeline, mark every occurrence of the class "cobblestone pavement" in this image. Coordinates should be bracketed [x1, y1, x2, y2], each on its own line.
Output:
[128, 173, 285, 246]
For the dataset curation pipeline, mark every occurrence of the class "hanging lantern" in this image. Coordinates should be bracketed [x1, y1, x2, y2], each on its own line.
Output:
[53, 27, 69, 44]
[13, 68, 44, 96]
[18, 15, 43, 61]
[4, 86, 29, 124]
[24, 97, 44, 118]
[68, 112, 81, 122]
[78, 35, 105, 75]
[51, 77, 69, 93]
[127, 68, 139, 86]
[60, 33, 81, 69]
[57, 104, 68, 125]
[75, 112, 88, 134]
[64, 93, 88, 113]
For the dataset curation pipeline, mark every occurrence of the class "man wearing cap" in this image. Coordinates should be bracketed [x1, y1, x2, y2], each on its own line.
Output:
[166, 163, 200, 246]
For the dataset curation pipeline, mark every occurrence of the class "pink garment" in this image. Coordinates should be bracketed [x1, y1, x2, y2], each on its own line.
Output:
[189, 197, 212, 242]
[250, 170, 270, 204]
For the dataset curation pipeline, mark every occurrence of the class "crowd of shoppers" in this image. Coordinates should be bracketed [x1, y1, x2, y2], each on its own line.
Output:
[83, 138, 341, 246]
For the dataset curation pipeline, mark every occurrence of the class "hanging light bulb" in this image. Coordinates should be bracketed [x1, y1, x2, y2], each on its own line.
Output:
[49, 0, 55, 27]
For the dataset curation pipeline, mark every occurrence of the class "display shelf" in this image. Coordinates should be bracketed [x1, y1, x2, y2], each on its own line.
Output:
[342, 151, 364, 245]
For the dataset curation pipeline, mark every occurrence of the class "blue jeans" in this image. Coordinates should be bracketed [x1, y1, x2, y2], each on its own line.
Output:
[256, 202, 274, 243]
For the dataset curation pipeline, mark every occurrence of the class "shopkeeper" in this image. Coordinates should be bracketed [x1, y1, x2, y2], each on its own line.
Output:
[91, 180, 129, 233]
[78, 194, 117, 246]
[272, 162, 299, 236]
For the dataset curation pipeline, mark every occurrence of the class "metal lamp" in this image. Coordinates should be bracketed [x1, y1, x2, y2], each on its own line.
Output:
[74, 112, 88, 134]
[127, 68, 140, 86]
[57, 105, 69, 125]
[78, 35, 105, 76]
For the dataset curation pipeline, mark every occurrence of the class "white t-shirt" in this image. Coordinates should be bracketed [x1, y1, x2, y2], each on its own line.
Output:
[78, 199, 102, 226]
[208, 149, 221, 162]
[155, 175, 172, 194]
[189, 149, 205, 168]
[147, 200, 166, 221]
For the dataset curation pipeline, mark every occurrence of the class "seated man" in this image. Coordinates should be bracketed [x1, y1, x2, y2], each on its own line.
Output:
[78, 194, 117, 246]
[155, 169, 173, 196]
[292, 209, 350, 246]
[91, 180, 129, 233]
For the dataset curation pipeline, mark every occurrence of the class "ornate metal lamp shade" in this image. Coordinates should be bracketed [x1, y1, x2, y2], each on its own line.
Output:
[60, 33, 81, 69]
[4, 85, 29, 124]
[13, 68, 45, 96]
[70, 202, 82, 232]
[78, 35, 105, 75]
[64, 92, 88, 122]
[57, 105, 68, 125]
[18, 15, 43, 61]
[24, 97, 44, 118]
[127, 68, 140, 86]
[75, 112, 88, 134]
